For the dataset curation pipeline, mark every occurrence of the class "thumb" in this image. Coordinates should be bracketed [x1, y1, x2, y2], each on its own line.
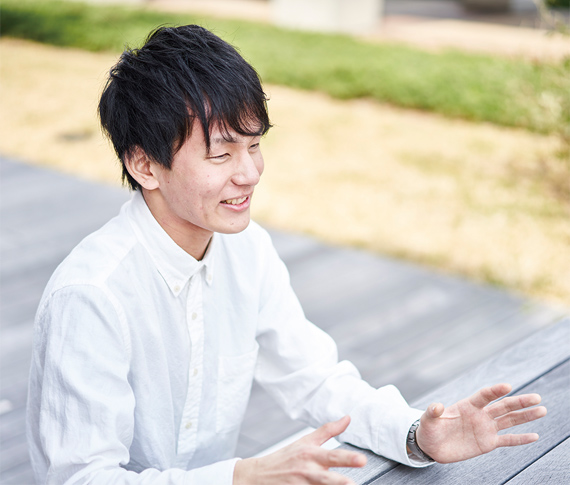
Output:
[304, 416, 351, 446]
[424, 403, 445, 420]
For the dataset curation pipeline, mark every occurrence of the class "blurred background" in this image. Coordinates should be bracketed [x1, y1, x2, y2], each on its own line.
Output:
[1, 0, 569, 482]
[2, 0, 569, 304]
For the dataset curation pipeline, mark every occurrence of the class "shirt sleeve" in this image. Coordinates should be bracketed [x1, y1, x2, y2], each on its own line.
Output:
[27, 284, 239, 484]
[253, 232, 431, 468]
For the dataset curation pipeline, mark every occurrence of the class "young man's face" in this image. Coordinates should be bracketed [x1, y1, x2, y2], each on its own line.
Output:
[147, 120, 264, 245]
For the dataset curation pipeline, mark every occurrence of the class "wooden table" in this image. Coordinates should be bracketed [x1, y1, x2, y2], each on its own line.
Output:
[337, 316, 570, 484]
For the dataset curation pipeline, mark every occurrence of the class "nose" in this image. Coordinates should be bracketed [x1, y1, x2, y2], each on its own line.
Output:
[232, 151, 263, 187]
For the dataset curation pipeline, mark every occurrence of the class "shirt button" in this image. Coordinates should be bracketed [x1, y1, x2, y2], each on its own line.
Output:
[193, 368, 198, 377]
[192, 312, 198, 320]
[185, 421, 192, 429]
[173, 284, 181, 292]
[207, 273, 213, 283]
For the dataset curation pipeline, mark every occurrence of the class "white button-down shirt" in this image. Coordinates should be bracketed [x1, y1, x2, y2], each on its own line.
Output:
[27, 191, 425, 484]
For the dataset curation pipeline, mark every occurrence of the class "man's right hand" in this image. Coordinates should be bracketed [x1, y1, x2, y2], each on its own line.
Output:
[233, 416, 366, 485]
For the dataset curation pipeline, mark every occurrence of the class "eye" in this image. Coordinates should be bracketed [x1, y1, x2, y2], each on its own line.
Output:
[249, 143, 260, 151]
[208, 153, 230, 162]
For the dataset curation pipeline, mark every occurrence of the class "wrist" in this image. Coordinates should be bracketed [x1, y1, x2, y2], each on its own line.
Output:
[407, 420, 435, 463]
[233, 457, 257, 485]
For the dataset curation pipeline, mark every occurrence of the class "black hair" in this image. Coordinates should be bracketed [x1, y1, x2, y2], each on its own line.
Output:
[98, 24, 272, 190]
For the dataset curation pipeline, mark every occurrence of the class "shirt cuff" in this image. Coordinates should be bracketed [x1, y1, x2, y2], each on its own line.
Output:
[393, 407, 434, 468]
[407, 451, 435, 467]
[339, 385, 433, 467]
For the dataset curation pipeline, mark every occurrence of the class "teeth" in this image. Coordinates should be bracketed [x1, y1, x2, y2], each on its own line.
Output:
[223, 196, 247, 205]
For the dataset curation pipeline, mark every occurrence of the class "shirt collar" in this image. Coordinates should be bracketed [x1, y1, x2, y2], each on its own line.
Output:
[126, 191, 215, 296]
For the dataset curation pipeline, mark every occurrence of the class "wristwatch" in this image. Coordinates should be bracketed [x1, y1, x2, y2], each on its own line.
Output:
[407, 419, 435, 463]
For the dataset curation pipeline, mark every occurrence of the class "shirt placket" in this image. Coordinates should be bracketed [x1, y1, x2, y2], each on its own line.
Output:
[176, 270, 205, 458]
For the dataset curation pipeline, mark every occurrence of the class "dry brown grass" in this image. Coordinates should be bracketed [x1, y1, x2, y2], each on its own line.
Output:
[1, 38, 568, 306]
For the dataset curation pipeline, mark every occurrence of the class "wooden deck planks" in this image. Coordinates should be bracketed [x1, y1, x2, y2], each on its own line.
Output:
[337, 317, 570, 484]
[505, 437, 570, 485]
[1, 157, 567, 481]
[370, 359, 570, 484]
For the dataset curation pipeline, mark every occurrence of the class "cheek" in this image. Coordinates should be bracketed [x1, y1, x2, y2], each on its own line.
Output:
[198, 176, 226, 210]
[202, 176, 217, 196]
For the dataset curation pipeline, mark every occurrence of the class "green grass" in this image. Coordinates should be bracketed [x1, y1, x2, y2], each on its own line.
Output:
[546, 0, 570, 7]
[2, 0, 569, 133]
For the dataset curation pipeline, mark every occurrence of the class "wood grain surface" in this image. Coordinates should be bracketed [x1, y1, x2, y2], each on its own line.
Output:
[505, 437, 570, 485]
[338, 318, 570, 484]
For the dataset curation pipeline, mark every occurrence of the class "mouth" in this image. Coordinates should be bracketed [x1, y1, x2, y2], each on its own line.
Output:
[220, 195, 252, 212]
[221, 196, 249, 206]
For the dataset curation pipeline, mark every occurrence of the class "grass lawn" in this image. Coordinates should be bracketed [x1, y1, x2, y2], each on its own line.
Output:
[2, 0, 570, 135]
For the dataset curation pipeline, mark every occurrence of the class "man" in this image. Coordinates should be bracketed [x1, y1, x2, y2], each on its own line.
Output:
[27, 25, 546, 484]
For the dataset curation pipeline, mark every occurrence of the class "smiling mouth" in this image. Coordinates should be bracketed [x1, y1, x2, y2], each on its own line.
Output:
[221, 196, 249, 205]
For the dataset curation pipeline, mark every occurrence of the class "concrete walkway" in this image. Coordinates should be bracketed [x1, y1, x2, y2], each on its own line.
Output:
[0, 157, 566, 483]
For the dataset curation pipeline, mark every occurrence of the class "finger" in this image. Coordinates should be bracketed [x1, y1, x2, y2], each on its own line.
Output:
[497, 432, 539, 447]
[487, 393, 542, 419]
[469, 383, 512, 409]
[423, 402, 445, 420]
[304, 416, 351, 446]
[313, 448, 367, 469]
[495, 406, 547, 431]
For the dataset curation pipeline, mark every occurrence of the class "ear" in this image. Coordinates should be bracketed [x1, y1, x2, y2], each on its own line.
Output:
[124, 147, 161, 190]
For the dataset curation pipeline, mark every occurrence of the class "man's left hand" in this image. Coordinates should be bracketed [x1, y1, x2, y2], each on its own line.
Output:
[416, 383, 547, 463]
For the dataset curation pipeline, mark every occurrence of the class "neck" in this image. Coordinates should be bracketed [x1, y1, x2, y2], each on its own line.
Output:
[141, 189, 212, 261]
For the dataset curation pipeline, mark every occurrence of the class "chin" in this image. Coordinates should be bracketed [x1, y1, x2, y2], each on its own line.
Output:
[217, 218, 251, 235]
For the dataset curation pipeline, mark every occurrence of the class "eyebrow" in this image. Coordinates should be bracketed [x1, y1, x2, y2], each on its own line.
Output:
[211, 136, 238, 145]
[210, 131, 263, 146]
